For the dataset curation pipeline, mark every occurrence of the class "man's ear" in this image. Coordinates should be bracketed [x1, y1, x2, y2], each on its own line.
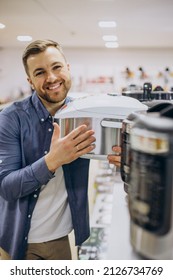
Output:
[27, 77, 34, 90]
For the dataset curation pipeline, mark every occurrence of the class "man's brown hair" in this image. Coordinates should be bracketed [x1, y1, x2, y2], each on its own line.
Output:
[22, 39, 66, 76]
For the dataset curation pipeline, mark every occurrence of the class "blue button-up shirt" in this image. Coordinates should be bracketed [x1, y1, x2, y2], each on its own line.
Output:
[0, 92, 90, 259]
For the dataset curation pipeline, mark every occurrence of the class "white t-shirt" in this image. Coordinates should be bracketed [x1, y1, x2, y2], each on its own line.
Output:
[28, 167, 73, 243]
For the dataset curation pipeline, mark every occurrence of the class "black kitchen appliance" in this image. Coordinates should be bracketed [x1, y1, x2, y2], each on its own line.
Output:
[120, 101, 172, 193]
[128, 111, 173, 259]
[122, 82, 173, 102]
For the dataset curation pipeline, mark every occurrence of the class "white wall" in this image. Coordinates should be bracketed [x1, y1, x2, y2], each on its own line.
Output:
[0, 47, 173, 101]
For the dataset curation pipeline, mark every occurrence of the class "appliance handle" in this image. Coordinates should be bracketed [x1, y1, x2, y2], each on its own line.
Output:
[101, 119, 122, 128]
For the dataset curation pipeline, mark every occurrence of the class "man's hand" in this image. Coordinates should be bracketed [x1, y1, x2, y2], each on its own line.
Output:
[107, 146, 121, 167]
[45, 122, 96, 172]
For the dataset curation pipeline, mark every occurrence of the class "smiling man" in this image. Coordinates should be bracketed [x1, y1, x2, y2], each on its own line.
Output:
[25, 43, 72, 115]
[0, 40, 96, 260]
[0, 39, 120, 260]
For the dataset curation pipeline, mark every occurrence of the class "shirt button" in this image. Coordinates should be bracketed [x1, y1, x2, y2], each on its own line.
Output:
[48, 128, 52, 132]
[28, 215, 31, 218]
[25, 237, 27, 240]
[0, 160, 2, 164]
[33, 194, 37, 198]
[41, 118, 44, 122]
[44, 151, 48, 154]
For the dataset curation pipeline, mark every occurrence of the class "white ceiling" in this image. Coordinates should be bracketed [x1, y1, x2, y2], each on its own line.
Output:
[0, 0, 173, 49]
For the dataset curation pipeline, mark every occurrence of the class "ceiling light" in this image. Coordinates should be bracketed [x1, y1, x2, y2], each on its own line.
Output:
[0, 23, 6, 29]
[102, 35, 117, 41]
[98, 21, 116, 28]
[17, 35, 32, 42]
[105, 42, 119, 48]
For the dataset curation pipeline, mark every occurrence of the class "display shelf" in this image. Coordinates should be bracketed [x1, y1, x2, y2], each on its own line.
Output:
[78, 162, 141, 260]
[78, 161, 117, 260]
[107, 173, 141, 260]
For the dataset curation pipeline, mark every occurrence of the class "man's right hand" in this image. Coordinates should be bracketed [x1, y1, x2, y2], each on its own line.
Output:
[45, 122, 96, 172]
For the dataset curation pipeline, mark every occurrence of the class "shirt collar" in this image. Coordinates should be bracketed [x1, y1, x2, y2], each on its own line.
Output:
[31, 92, 73, 123]
[31, 92, 51, 123]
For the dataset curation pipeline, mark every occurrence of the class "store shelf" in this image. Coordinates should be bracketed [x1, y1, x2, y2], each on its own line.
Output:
[107, 173, 141, 260]
[78, 161, 141, 260]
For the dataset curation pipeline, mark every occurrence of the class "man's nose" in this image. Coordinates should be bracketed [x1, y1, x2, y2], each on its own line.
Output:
[46, 71, 57, 82]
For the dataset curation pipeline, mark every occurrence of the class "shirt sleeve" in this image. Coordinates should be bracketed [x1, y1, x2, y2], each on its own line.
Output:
[0, 113, 54, 202]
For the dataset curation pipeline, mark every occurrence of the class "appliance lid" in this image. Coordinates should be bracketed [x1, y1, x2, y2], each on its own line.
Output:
[133, 114, 173, 132]
[56, 93, 148, 119]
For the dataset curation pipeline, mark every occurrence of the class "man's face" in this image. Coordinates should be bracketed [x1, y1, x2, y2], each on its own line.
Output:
[27, 46, 72, 105]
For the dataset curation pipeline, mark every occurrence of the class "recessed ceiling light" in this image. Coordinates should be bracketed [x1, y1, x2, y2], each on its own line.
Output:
[91, 0, 114, 2]
[0, 23, 6, 29]
[98, 21, 116, 28]
[105, 42, 119, 48]
[17, 35, 32, 42]
[102, 35, 117, 41]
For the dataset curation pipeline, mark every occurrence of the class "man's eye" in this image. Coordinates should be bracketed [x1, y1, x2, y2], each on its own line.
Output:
[54, 65, 62, 70]
[35, 71, 44, 76]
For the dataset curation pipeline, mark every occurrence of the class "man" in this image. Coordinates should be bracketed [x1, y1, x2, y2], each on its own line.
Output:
[0, 39, 120, 260]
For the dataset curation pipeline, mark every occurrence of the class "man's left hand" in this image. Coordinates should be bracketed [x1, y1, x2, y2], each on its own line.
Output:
[107, 146, 121, 167]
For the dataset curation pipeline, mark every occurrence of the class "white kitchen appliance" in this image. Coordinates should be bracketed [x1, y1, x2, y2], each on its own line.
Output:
[56, 93, 148, 160]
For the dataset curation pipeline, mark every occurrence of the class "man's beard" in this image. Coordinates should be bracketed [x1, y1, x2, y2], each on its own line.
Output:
[40, 81, 71, 104]
[43, 91, 66, 103]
